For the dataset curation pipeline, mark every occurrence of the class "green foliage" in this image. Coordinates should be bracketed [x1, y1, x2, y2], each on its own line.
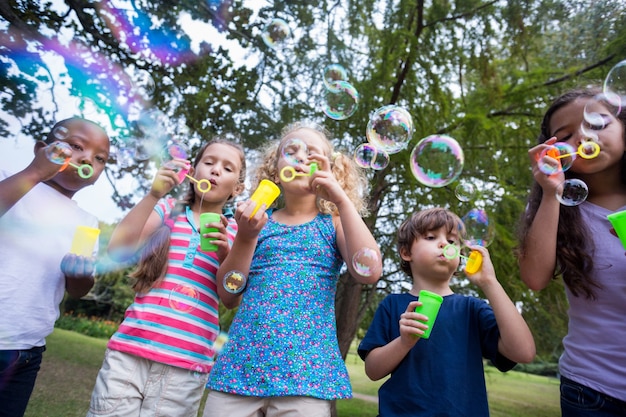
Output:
[54, 313, 119, 339]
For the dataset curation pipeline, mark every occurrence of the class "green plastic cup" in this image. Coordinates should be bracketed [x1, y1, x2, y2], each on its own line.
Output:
[200, 212, 221, 252]
[607, 209, 626, 250]
[414, 290, 443, 339]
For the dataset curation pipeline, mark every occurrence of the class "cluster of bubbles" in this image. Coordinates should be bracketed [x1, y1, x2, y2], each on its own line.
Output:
[354, 105, 414, 171]
[322, 64, 360, 121]
[113, 108, 191, 170]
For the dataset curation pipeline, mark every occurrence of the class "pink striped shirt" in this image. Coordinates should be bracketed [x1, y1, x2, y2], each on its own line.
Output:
[108, 199, 236, 372]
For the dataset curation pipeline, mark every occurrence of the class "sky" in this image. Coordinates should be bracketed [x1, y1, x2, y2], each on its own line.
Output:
[0, 3, 269, 224]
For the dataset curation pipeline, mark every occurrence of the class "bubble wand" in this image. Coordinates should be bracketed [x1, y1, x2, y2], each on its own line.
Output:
[442, 244, 483, 274]
[45, 141, 95, 179]
[549, 141, 600, 161]
[279, 162, 318, 182]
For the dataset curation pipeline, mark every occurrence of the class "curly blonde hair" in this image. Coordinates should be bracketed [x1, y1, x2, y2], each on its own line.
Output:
[253, 121, 370, 217]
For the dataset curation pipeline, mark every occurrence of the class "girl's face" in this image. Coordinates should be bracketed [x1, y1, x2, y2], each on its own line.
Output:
[276, 128, 330, 187]
[548, 98, 625, 176]
[401, 226, 461, 280]
[192, 142, 243, 203]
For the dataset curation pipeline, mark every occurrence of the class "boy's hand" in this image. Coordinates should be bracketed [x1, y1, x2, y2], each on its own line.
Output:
[28, 141, 72, 182]
[61, 253, 96, 279]
[464, 245, 498, 288]
[399, 300, 429, 345]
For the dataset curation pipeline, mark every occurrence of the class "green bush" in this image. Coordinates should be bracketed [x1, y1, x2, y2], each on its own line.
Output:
[513, 361, 559, 378]
[54, 313, 119, 339]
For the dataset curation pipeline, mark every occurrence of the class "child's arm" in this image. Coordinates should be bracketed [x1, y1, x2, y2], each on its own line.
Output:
[61, 253, 95, 298]
[364, 300, 427, 380]
[334, 196, 382, 284]
[310, 156, 382, 284]
[108, 161, 186, 255]
[215, 199, 268, 309]
[467, 246, 536, 364]
[519, 138, 561, 291]
[0, 142, 69, 217]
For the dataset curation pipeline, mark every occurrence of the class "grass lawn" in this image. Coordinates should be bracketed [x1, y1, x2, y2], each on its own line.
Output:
[25, 329, 559, 417]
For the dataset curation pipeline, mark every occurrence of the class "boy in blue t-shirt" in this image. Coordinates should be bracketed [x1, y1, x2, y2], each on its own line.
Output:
[358, 208, 535, 417]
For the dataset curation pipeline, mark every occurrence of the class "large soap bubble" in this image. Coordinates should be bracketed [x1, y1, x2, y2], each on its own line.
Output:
[366, 105, 414, 154]
[409, 134, 464, 188]
[323, 81, 359, 120]
[461, 208, 495, 247]
[603, 59, 626, 109]
[556, 179, 588, 206]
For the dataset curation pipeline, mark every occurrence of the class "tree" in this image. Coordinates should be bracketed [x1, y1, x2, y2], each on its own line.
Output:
[2, 0, 626, 376]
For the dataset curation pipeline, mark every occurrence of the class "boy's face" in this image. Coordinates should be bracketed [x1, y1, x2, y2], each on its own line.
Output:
[401, 226, 461, 281]
[44, 120, 110, 198]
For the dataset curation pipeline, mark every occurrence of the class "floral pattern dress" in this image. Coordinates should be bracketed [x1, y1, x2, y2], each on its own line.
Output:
[207, 211, 352, 400]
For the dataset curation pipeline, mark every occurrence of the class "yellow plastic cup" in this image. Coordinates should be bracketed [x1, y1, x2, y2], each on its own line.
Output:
[70, 226, 100, 257]
[414, 290, 443, 339]
[249, 179, 281, 218]
[200, 212, 221, 252]
[607, 209, 626, 249]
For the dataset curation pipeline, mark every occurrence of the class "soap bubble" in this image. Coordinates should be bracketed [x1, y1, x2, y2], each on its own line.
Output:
[409, 134, 464, 188]
[261, 18, 291, 49]
[366, 105, 414, 154]
[280, 137, 308, 166]
[189, 362, 210, 379]
[556, 179, 588, 206]
[538, 142, 576, 175]
[166, 140, 189, 160]
[454, 180, 477, 202]
[52, 125, 69, 141]
[323, 81, 359, 120]
[169, 284, 200, 312]
[322, 64, 348, 91]
[351, 247, 381, 277]
[354, 143, 389, 170]
[213, 331, 229, 356]
[223, 270, 247, 294]
[44, 141, 71, 164]
[76, 97, 99, 115]
[461, 208, 495, 247]
[603, 60, 626, 110]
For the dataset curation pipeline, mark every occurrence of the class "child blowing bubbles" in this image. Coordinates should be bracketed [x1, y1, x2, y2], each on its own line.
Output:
[204, 121, 382, 417]
[358, 208, 535, 417]
[0, 117, 110, 417]
[517, 88, 626, 416]
[87, 138, 245, 417]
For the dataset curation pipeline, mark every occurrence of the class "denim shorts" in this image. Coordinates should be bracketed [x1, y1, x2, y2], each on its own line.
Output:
[561, 376, 626, 417]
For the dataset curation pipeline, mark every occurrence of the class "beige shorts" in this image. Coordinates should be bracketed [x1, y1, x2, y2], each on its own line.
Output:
[87, 349, 208, 417]
[202, 390, 331, 417]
